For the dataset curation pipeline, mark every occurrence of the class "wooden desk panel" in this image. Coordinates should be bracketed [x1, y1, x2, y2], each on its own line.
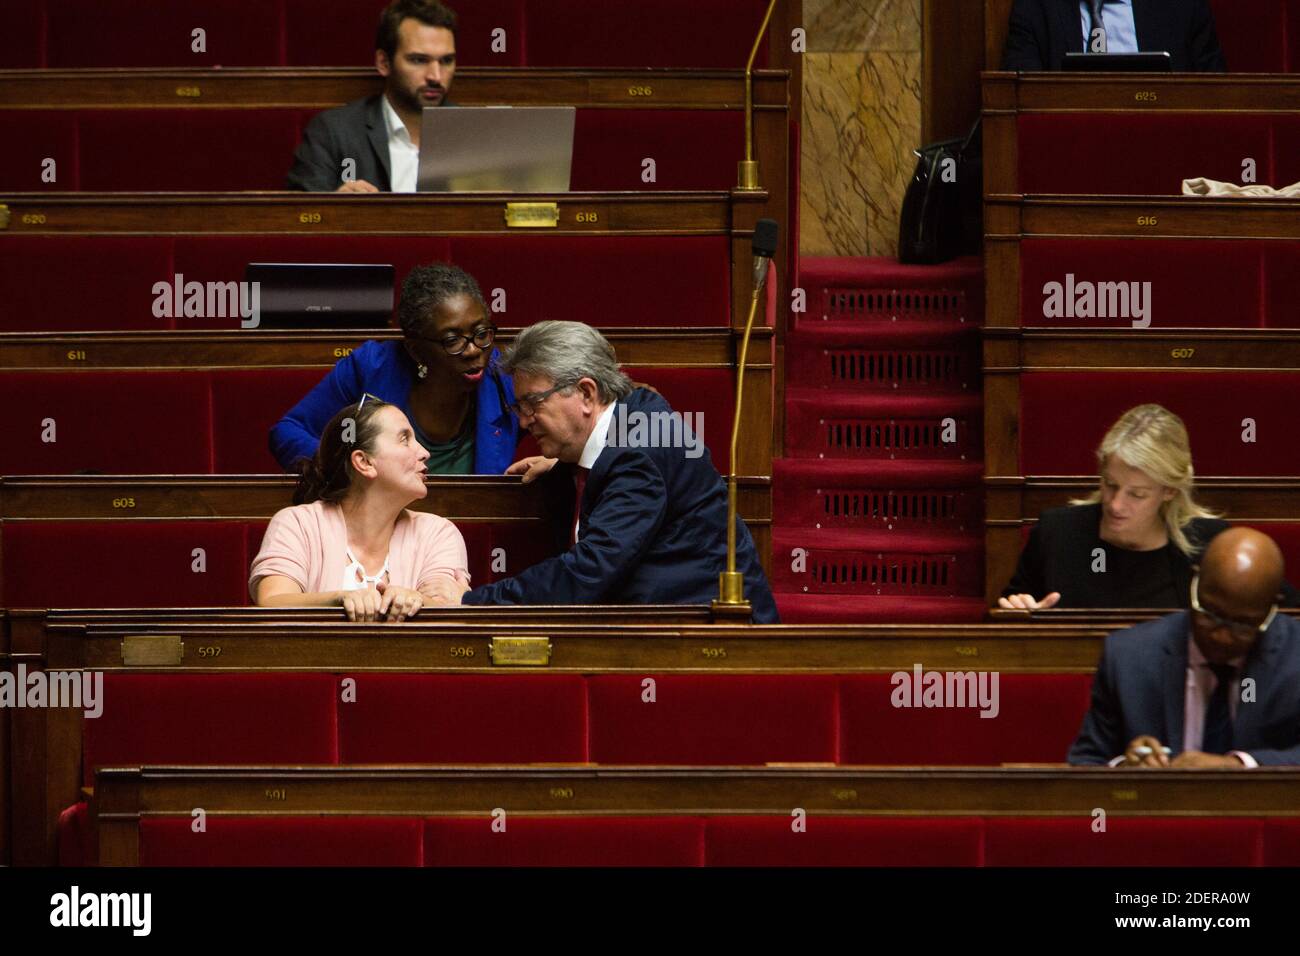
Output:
[0, 67, 792, 111]
[983, 73, 1300, 197]
[41, 620, 1112, 674]
[91, 763, 1300, 865]
[13, 619, 1112, 866]
[0, 327, 769, 371]
[0, 191, 750, 236]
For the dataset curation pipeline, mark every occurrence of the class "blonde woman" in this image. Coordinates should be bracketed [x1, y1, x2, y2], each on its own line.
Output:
[999, 404, 1297, 609]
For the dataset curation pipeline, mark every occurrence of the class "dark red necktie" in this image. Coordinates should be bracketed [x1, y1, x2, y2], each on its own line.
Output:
[570, 466, 589, 547]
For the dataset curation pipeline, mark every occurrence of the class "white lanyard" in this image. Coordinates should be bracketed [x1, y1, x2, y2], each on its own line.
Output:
[342, 547, 390, 591]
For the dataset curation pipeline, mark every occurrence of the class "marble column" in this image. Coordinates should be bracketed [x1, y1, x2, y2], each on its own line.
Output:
[801, 0, 922, 258]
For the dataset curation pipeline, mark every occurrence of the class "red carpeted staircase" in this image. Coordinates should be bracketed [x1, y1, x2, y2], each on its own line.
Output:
[773, 256, 989, 623]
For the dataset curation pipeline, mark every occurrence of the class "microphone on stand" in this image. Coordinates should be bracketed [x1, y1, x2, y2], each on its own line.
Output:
[717, 218, 780, 617]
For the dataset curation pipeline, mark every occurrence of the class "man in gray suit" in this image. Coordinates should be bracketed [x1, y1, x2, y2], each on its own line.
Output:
[288, 0, 460, 193]
[1069, 527, 1300, 767]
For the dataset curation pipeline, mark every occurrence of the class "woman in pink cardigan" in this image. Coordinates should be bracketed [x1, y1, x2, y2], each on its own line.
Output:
[250, 395, 470, 621]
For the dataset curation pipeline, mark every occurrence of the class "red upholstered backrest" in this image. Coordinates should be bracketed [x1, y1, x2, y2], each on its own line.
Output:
[1019, 239, 1267, 329]
[0, 238, 174, 332]
[284, 0, 526, 67]
[0, 0, 43, 67]
[172, 236, 452, 329]
[621, 365, 735, 473]
[448, 236, 730, 329]
[141, 816, 424, 866]
[1018, 114, 1275, 195]
[1020, 372, 1300, 475]
[45, 0, 284, 68]
[1292, 1, 1300, 73]
[0, 370, 211, 474]
[466, 521, 558, 582]
[705, 816, 985, 866]
[1, 520, 251, 609]
[0, 112, 77, 191]
[1, 234, 726, 332]
[586, 675, 837, 764]
[424, 816, 704, 866]
[77, 110, 303, 191]
[839, 674, 1093, 765]
[336, 674, 587, 763]
[122, 814, 1300, 866]
[0, 106, 758, 192]
[83, 673, 339, 786]
[984, 817, 1262, 866]
[210, 368, 329, 473]
[1261, 115, 1300, 186]
[1262, 819, 1300, 865]
[571, 111, 744, 191]
[525, 0, 771, 67]
[1210, 0, 1287, 73]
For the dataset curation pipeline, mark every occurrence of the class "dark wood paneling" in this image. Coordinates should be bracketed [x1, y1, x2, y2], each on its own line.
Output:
[0, 67, 791, 110]
[93, 763, 1300, 864]
[45, 619, 1113, 674]
[924, 0, 987, 143]
[0, 191, 735, 235]
[0, 327, 766, 371]
[987, 71, 1300, 113]
[988, 195, 1300, 240]
[985, 0, 1015, 69]
[0, 474, 772, 523]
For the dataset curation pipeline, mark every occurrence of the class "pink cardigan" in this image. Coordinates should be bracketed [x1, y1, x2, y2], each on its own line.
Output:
[248, 500, 469, 602]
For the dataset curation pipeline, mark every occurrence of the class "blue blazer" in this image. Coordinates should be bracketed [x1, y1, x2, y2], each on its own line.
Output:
[462, 387, 779, 622]
[268, 339, 518, 475]
[1069, 610, 1300, 765]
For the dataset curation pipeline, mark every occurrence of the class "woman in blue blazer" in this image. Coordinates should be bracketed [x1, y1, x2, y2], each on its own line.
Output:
[270, 263, 518, 475]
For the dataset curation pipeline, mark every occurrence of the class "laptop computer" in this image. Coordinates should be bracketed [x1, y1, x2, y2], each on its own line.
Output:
[243, 263, 395, 329]
[417, 106, 576, 193]
[1062, 51, 1173, 72]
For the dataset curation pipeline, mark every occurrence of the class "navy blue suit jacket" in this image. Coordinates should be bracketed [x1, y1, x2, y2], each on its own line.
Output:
[462, 388, 779, 621]
[1001, 0, 1226, 72]
[1069, 610, 1300, 765]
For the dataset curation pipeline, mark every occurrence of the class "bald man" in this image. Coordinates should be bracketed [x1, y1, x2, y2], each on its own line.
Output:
[1069, 528, 1300, 767]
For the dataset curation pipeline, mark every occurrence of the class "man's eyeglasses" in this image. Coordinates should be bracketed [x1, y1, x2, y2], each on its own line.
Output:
[1190, 573, 1277, 639]
[414, 325, 496, 356]
[507, 383, 569, 418]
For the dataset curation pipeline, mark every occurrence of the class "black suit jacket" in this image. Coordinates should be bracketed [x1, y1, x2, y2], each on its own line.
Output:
[1001, 0, 1227, 72]
[1069, 610, 1300, 765]
[286, 94, 460, 192]
[1003, 503, 1300, 608]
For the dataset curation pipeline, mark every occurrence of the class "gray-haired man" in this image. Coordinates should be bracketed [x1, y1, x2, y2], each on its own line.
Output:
[430, 320, 779, 620]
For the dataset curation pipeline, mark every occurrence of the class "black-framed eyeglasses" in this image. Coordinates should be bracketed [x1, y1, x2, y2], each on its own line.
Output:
[1190, 573, 1277, 639]
[507, 383, 569, 418]
[413, 325, 496, 356]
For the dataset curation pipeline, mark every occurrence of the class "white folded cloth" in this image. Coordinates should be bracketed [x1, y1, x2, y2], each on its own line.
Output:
[1182, 177, 1300, 198]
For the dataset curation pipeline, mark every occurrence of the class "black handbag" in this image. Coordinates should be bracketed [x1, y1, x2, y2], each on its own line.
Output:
[897, 118, 983, 265]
